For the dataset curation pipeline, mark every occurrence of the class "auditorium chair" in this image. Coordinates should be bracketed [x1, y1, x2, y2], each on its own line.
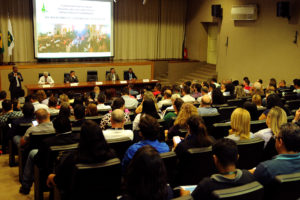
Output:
[176, 146, 216, 186]
[66, 158, 122, 200]
[285, 99, 300, 110]
[271, 172, 300, 200]
[63, 73, 69, 81]
[34, 143, 79, 200]
[250, 120, 268, 133]
[98, 109, 111, 116]
[257, 107, 267, 117]
[227, 99, 244, 107]
[50, 113, 59, 121]
[129, 112, 136, 121]
[283, 92, 298, 100]
[212, 122, 231, 140]
[107, 137, 132, 160]
[287, 115, 295, 122]
[212, 104, 229, 109]
[38, 73, 50, 78]
[202, 113, 223, 135]
[212, 181, 264, 200]
[161, 151, 178, 187]
[85, 116, 103, 124]
[172, 195, 193, 200]
[8, 122, 32, 167]
[218, 106, 237, 122]
[86, 71, 98, 82]
[193, 102, 200, 108]
[236, 138, 265, 169]
[161, 103, 173, 111]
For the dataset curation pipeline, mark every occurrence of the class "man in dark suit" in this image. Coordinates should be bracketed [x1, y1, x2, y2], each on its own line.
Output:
[8, 66, 23, 100]
[64, 70, 79, 83]
[124, 68, 137, 80]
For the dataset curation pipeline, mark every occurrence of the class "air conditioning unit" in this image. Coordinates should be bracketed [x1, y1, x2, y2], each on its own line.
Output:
[231, 5, 258, 20]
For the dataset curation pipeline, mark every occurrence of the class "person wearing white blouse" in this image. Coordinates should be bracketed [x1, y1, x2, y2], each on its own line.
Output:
[38, 72, 54, 84]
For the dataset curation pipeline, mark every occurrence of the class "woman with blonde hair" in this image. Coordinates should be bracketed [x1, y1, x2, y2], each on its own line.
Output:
[166, 103, 198, 146]
[226, 108, 253, 141]
[135, 91, 159, 114]
[254, 106, 287, 147]
[36, 90, 47, 105]
[252, 94, 264, 109]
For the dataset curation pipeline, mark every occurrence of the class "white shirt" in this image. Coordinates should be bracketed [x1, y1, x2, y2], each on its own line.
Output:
[181, 95, 195, 103]
[157, 98, 172, 109]
[103, 129, 134, 141]
[32, 101, 49, 112]
[133, 113, 162, 131]
[226, 132, 254, 141]
[38, 76, 54, 84]
[97, 104, 112, 111]
[122, 95, 138, 109]
[253, 128, 273, 148]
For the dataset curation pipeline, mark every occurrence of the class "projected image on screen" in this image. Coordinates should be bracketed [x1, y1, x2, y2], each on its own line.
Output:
[33, 0, 113, 58]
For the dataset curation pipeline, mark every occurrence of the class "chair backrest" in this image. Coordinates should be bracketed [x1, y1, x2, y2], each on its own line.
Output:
[50, 113, 59, 121]
[250, 120, 267, 133]
[124, 121, 133, 130]
[98, 109, 111, 116]
[236, 138, 265, 169]
[70, 158, 122, 200]
[106, 71, 110, 76]
[39, 73, 51, 78]
[212, 181, 264, 200]
[227, 99, 245, 107]
[212, 104, 229, 109]
[272, 172, 300, 200]
[87, 71, 98, 82]
[172, 195, 193, 200]
[218, 106, 237, 122]
[29, 132, 56, 150]
[161, 151, 178, 187]
[177, 146, 216, 186]
[123, 70, 129, 80]
[202, 113, 223, 135]
[285, 100, 300, 110]
[64, 73, 69, 79]
[212, 122, 231, 140]
[107, 137, 133, 160]
[17, 123, 32, 136]
[283, 92, 298, 100]
[85, 116, 103, 124]
[161, 103, 173, 111]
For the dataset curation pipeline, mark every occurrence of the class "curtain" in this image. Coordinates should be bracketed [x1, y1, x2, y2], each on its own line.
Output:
[0, 0, 187, 62]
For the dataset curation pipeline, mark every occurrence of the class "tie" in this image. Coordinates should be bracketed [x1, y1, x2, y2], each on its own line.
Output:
[16, 74, 20, 87]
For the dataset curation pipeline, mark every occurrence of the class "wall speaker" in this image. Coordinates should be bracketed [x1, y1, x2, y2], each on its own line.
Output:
[277, 2, 290, 18]
[212, 5, 222, 18]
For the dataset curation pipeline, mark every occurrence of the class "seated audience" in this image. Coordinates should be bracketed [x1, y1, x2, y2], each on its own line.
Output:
[128, 84, 139, 96]
[277, 80, 288, 91]
[197, 95, 218, 116]
[172, 84, 181, 99]
[157, 89, 172, 109]
[259, 94, 283, 120]
[191, 83, 202, 99]
[293, 79, 300, 95]
[48, 96, 59, 115]
[210, 78, 220, 88]
[253, 123, 300, 185]
[243, 78, 251, 92]
[133, 99, 162, 131]
[12, 99, 21, 111]
[46, 120, 116, 198]
[211, 88, 225, 105]
[18, 89, 25, 105]
[72, 104, 86, 127]
[100, 97, 131, 130]
[38, 72, 54, 84]
[181, 85, 195, 103]
[135, 91, 158, 114]
[59, 94, 70, 106]
[224, 82, 235, 96]
[250, 81, 264, 96]
[188, 138, 256, 200]
[122, 145, 172, 200]
[174, 115, 214, 158]
[252, 94, 264, 109]
[122, 114, 169, 169]
[163, 98, 184, 122]
[0, 99, 23, 126]
[254, 106, 287, 147]
[85, 103, 98, 117]
[197, 86, 210, 103]
[269, 78, 277, 90]
[30, 94, 49, 112]
[36, 90, 48, 105]
[235, 85, 247, 98]
[58, 102, 71, 118]
[153, 83, 162, 97]
[226, 108, 254, 141]
[121, 87, 138, 109]
[103, 109, 134, 141]
[0, 90, 7, 109]
[292, 109, 300, 126]
[96, 94, 111, 111]
[243, 101, 258, 120]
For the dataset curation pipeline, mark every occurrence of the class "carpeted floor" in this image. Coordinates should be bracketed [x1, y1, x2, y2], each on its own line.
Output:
[0, 154, 38, 200]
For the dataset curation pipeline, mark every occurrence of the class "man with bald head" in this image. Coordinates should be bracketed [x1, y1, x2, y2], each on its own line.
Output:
[197, 95, 219, 116]
[38, 72, 54, 84]
[103, 109, 134, 141]
[157, 89, 172, 109]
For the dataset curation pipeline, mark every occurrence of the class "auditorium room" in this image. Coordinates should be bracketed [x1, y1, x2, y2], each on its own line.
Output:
[0, 0, 300, 199]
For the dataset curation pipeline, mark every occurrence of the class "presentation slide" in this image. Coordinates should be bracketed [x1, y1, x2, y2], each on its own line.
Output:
[33, 0, 113, 59]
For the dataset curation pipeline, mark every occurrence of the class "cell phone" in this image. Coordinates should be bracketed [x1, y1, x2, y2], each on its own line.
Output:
[32, 120, 38, 127]
[173, 136, 181, 144]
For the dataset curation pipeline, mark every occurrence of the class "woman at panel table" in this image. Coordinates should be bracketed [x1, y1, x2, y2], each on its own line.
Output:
[38, 72, 54, 84]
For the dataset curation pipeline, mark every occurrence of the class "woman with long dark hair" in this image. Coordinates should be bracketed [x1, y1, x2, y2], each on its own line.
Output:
[123, 145, 172, 200]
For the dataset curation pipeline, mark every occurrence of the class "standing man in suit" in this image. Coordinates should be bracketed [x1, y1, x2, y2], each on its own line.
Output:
[8, 66, 23, 100]
[106, 68, 120, 81]
[124, 68, 137, 81]
[64, 70, 79, 83]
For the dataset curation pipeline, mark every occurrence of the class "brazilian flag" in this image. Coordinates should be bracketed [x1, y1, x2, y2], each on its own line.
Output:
[0, 30, 3, 54]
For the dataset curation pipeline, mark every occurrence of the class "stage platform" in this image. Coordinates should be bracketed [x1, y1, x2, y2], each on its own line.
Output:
[0, 60, 154, 94]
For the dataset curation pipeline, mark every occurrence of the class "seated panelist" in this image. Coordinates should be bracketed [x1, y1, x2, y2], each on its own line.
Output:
[106, 68, 120, 81]
[124, 68, 137, 81]
[38, 72, 54, 85]
[64, 70, 79, 83]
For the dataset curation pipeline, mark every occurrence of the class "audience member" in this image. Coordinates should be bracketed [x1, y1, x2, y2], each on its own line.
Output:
[122, 87, 138, 109]
[72, 104, 86, 127]
[96, 94, 111, 111]
[59, 102, 71, 118]
[163, 98, 183, 122]
[133, 99, 161, 131]
[243, 78, 251, 92]
[0, 99, 23, 126]
[103, 109, 134, 141]
[172, 84, 181, 99]
[48, 96, 59, 115]
[181, 85, 195, 103]
[250, 81, 264, 96]
[292, 109, 300, 126]
[128, 84, 139, 96]
[211, 88, 225, 105]
[12, 99, 21, 111]
[197, 86, 210, 103]
[191, 83, 202, 99]
[210, 78, 220, 88]
[243, 101, 258, 120]
[30, 93, 49, 112]
[269, 78, 277, 90]
[189, 139, 256, 200]
[293, 79, 300, 94]
[226, 108, 253, 141]
[224, 82, 235, 96]
[252, 94, 264, 109]
[253, 123, 300, 185]
[100, 97, 131, 130]
[135, 91, 158, 114]
[123, 145, 172, 200]
[259, 94, 283, 120]
[153, 83, 162, 96]
[235, 85, 247, 98]
[122, 114, 169, 169]
[36, 90, 48, 105]
[86, 103, 98, 117]
[0, 90, 7, 109]
[157, 89, 172, 109]
[278, 80, 288, 91]
[197, 95, 218, 116]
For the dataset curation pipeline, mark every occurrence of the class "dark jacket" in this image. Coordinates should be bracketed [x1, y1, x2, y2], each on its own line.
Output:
[124, 72, 137, 80]
[8, 72, 23, 91]
[64, 75, 79, 83]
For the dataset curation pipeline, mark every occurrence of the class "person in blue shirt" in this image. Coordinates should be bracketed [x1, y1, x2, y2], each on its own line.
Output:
[253, 123, 300, 185]
[122, 114, 169, 170]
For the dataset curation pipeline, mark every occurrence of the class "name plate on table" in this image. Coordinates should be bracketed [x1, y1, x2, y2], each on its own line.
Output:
[96, 82, 103, 85]
[152, 80, 158, 82]
[143, 79, 150, 82]
[42, 85, 51, 88]
[70, 83, 79, 87]
[120, 81, 127, 84]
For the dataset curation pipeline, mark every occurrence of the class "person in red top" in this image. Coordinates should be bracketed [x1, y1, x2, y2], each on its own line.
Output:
[243, 78, 251, 91]
[152, 83, 161, 96]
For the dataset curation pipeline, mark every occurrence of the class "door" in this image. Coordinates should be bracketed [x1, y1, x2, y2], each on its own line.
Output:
[207, 24, 218, 65]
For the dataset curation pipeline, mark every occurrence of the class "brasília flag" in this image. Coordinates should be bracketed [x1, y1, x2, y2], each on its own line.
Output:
[0, 30, 4, 54]
[8, 16, 14, 56]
